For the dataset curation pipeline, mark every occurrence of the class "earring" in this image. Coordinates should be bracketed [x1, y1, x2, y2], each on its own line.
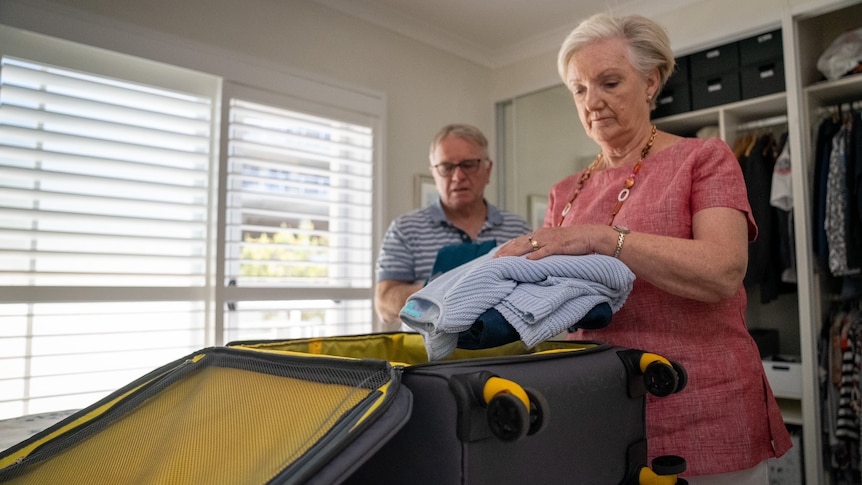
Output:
[647, 94, 653, 103]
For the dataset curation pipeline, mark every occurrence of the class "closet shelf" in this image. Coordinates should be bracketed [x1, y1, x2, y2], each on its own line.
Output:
[805, 73, 862, 105]
[775, 398, 802, 425]
[654, 92, 787, 134]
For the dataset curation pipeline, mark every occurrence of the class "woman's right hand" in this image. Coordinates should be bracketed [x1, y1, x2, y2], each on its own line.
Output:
[494, 225, 608, 260]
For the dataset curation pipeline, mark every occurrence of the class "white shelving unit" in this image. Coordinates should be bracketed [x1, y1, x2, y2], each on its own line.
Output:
[654, 2, 862, 482]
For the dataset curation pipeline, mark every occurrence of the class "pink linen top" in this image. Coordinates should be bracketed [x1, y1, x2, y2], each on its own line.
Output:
[552, 137, 792, 476]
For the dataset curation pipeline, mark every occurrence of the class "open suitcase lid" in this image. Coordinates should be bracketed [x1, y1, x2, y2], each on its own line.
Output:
[0, 346, 413, 485]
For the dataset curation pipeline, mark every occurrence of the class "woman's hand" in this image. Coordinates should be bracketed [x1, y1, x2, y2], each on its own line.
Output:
[495, 225, 609, 259]
[496, 208, 749, 303]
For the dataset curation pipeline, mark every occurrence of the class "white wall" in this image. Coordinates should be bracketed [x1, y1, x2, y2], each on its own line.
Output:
[0, 0, 497, 228]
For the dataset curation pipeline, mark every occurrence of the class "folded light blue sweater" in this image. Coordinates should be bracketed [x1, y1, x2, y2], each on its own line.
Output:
[400, 248, 635, 360]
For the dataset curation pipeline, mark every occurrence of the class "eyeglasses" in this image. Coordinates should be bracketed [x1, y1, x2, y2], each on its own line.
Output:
[432, 158, 485, 177]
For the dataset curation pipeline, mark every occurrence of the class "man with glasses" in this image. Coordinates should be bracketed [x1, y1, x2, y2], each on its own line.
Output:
[374, 124, 531, 327]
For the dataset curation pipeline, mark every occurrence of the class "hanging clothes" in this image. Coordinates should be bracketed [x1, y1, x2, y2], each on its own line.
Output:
[816, 102, 862, 483]
[819, 300, 862, 484]
[740, 131, 784, 303]
[847, 112, 862, 272]
[814, 116, 844, 276]
[825, 118, 860, 277]
[770, 132, 797, 283]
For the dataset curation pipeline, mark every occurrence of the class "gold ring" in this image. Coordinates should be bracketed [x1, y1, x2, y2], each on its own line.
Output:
[528, 235, 539, 251]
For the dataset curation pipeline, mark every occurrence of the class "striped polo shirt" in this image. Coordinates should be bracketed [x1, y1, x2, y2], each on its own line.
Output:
[375, 198, 532, 283]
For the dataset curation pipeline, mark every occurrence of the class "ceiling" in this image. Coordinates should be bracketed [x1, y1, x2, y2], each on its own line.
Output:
[311, 0, 701, 68]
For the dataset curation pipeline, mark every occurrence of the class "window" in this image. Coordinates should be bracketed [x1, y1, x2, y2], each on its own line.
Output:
[0, 27, 377, 420]
[221, 96, 374, 343]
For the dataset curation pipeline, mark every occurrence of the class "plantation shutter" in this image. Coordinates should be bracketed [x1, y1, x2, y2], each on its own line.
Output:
[0, 54, 217, 417]
[0, 56, 214, 287]
[222, 98, 374, 341]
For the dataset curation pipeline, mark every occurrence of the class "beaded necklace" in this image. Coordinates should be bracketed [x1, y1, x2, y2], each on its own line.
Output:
[556, 124, 657, 227]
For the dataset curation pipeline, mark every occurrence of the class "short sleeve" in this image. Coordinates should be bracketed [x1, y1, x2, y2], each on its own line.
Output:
[375, 219, 417, 282]
[691, 138, 758, 242]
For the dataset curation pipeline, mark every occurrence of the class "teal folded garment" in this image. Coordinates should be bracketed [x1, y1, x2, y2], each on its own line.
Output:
[428, 240, 497, 283]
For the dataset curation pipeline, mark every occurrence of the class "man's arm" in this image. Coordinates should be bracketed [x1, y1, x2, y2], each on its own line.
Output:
[374, 279, 423, 329]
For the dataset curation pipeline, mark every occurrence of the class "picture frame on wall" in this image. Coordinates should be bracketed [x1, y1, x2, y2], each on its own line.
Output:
[528, 195, 548, 229]
[414, 174, 437, 208]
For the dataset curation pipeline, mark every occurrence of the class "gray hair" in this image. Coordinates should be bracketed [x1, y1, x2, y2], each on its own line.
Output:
[429, 123, 489, 160]
[557, 13, 676, 109]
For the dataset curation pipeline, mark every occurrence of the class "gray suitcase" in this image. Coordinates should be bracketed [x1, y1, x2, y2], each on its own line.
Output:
[232, 333, 689, 484]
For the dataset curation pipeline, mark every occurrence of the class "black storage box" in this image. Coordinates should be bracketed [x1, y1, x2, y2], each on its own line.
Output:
[691, 71, 741, 110]
[653, 56, 691, 119]
[690, 42, 740, 78]
[741, 59, 785, 99]
[653, 83, 691, 118]
[739, 30, 783, 66]
[670, 55, 690, 85]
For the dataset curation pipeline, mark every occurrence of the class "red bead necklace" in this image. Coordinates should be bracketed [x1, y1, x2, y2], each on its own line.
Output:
[556, 124, 657, 227]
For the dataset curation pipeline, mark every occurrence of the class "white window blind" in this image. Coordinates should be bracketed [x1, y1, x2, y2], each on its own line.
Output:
[0, 57, 213, 287]
[222, 98, 374, 342]
[0, 301, 206, 418]
[0, 55, 216, 419]
[0, 37, 379, 420]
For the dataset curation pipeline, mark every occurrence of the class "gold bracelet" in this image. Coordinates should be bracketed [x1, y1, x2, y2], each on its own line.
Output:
[612, 226, 630, 258]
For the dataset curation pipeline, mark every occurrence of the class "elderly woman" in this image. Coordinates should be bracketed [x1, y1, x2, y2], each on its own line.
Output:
[496, 13, 791, 484]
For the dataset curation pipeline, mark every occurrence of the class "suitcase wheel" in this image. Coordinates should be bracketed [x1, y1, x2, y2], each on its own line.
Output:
[483, 376, 531, 441]
[670, 361, 687, 391]
[448, 371, 548, 442]
[636, 455, 687, 485]
[639, 353, 686, 397]
[524, 387, 548, 436]
[651, 455, 686, 475]
[486, 390, 530, 441]
[618, 350, 688, 398]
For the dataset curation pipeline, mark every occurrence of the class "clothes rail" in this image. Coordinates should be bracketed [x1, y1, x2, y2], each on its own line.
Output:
[735, 115, 788, 132]
[814, 99, 862, 116]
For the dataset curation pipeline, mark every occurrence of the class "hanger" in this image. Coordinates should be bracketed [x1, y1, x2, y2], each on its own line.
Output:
[733, 133, 754, 159]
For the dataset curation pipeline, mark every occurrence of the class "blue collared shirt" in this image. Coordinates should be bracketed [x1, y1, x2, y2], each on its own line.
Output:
[375, 198, 531, 283]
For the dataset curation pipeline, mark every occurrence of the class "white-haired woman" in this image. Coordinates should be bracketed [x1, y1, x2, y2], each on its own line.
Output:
[497, 13, 790, 484]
